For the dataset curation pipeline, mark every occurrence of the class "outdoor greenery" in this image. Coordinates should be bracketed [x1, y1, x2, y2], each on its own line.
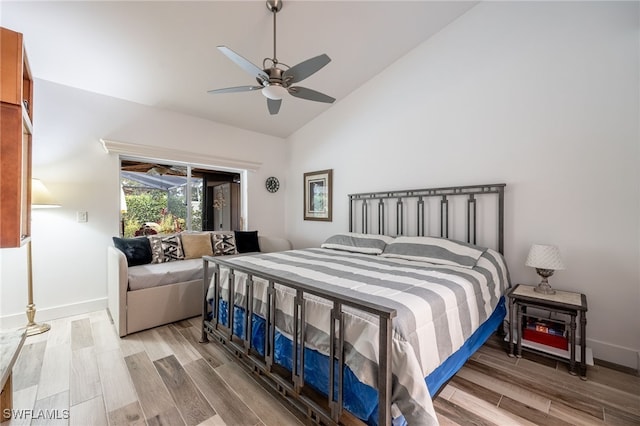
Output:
[121, 180, 202, 237]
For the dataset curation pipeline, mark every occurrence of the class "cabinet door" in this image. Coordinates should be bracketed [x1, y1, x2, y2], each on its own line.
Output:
[0, 27, 33, 248]
[0, 28, 23, 105]
[0, 102, 31, 247]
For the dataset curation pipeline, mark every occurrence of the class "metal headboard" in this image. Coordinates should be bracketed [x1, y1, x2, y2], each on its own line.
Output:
[349, 183, 506, 254]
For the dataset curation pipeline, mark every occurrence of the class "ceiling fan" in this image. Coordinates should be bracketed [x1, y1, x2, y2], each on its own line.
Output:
[208, 0, 335, 115]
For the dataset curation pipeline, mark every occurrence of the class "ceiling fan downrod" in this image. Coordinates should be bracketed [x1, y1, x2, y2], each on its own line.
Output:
[266, 0, 283, 64]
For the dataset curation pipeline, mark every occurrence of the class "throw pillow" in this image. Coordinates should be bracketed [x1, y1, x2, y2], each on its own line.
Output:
[181, 232, 214, 259]
[147, 235, 165, 263]
[112, 236, 153, 267]
[234, 230, 261, 253]
[161, 233, 184, 261]
[211, 232, 237, 256]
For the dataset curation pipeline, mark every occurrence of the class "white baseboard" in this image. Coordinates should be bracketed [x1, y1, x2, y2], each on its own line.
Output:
[587, 337, 639, 372]
[0, 297, 108, 330]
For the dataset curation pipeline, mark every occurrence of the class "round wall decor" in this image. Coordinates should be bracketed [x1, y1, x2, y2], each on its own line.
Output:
[265, 176, 280, 193]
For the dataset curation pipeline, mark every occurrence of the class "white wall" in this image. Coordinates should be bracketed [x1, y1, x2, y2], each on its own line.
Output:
[285, 2, 639, 369]
[0, 80, 287, 328]
[1, 1, 636, 370]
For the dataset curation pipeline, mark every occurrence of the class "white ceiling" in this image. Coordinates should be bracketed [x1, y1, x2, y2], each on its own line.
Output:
[1, 1, 477, 138]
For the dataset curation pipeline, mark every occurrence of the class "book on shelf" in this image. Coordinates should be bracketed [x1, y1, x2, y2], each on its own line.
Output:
[525, 317, 566, 336]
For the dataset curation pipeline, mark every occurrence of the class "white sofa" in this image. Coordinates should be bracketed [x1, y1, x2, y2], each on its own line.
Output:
[107, 235, 292, 337]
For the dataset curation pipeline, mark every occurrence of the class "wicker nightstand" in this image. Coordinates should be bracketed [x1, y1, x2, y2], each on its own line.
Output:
[507, 284, 588, 379]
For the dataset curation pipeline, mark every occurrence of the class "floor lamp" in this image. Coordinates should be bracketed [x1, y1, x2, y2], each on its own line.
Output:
[26, 178, 60, 336]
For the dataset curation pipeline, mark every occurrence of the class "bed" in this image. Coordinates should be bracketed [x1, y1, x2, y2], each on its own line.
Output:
[201, 183, 509, 426]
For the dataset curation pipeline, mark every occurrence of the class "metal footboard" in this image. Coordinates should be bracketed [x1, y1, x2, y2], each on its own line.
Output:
[200, 256, 397, 426]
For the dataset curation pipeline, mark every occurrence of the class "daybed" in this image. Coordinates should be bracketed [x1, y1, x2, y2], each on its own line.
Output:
[107, 231, 291, 337]
[201, 183, 509, 426]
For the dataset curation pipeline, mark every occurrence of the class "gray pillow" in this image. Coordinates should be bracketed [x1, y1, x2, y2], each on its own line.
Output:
[321, 233, 395, 255]
[381, 236, 485, 268]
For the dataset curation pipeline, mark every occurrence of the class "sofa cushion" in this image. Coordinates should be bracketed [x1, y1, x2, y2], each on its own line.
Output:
[112, 236, 153, 266]
[181, 232, 214, 259]
[257, 235, 292, 253]
[127, 258, 203, 291]
[234, 230, 261, 253]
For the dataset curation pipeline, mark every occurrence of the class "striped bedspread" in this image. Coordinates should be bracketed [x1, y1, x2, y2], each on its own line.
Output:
[207, 247, 510, 425]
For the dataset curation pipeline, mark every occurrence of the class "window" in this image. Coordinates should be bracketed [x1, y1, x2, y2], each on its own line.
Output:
[120, 159, 240, 237]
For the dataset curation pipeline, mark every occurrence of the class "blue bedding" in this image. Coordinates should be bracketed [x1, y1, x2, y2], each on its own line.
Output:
[206, 247, 510, 425]
[212, 296, 506, 425]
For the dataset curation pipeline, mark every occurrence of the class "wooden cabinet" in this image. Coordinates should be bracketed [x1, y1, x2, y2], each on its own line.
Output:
[0, 27, 33, 248]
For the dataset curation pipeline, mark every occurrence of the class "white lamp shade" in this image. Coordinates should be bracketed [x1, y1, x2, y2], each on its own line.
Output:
[262, 84, 288, 100]
[525, 244, 565, 270]
[32, 178, 60, 208]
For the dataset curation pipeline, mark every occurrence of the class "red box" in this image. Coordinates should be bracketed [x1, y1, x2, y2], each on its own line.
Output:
[523, 328, 568, 350]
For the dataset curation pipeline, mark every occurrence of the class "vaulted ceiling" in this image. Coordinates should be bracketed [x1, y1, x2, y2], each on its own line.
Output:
[1, 1, 477, 138]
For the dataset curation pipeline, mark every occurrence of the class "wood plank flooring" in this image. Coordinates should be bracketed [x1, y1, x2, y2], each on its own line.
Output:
[4, 310, 639, 425]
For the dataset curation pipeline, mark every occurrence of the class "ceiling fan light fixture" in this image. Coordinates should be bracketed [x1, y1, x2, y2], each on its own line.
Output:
[209, 0, 334, 114]
[262, 84, 288, 100]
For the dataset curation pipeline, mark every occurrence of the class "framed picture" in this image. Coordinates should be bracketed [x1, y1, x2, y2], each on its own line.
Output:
[303, 169, 332, 221]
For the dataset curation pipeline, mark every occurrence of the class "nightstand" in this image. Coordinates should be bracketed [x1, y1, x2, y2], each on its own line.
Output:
[507, 284, 588, 379]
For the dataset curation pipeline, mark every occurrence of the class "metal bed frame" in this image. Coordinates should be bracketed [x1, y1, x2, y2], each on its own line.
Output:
[201, 183, 506, 425]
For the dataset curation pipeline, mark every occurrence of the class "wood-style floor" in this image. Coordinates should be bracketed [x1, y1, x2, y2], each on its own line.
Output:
[4, 310, 639, 426]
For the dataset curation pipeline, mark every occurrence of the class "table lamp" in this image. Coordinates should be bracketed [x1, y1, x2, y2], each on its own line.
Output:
[525, 244, 565, 295]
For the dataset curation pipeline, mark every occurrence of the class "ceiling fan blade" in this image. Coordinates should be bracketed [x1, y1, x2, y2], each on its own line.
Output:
[288, 86, 335, 104]
[217, 46, 268, 83]
[207, 85, 263, 94]
[267, 98, 282, 115]
[283, 54, 331, 84]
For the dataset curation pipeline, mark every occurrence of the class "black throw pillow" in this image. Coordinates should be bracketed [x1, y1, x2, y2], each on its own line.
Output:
[112, 236, 153, 266]
[234, 230, 261, 253]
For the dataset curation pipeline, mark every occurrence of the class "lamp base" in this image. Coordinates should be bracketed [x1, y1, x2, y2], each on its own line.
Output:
[25, 303, 50, 336]
[533, 283, 556, 295]
[25, 322, 51, 336]
[533, 269, 556, 295]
